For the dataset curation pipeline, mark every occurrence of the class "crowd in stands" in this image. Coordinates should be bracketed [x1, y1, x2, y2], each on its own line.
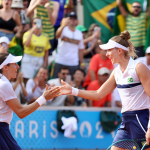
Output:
[2, 0, 150, 108]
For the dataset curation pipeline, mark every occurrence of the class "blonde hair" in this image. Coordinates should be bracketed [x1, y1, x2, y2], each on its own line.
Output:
[86, 23, 99, 38]
[111, 30, 137, 59]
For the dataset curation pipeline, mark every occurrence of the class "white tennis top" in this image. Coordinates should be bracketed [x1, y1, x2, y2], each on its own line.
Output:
[0, 74, 17, 124]
[114, 57, 150, 113]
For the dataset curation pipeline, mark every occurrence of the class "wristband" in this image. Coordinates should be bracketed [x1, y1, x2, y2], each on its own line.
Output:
[71, 87, 79, 96]
[36, 95, 46, 106]
[148, 120, 150, 128]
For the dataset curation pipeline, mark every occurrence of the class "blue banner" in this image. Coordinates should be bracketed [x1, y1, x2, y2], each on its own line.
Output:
[10, 110, 121, 149]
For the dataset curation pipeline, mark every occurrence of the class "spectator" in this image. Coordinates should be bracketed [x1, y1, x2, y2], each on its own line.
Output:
[0, 0, 22, 41]
[87, 67, 111, 107]
[53, 12, 84, 78]
[66, 68, 87, 107]
[53, 0, 71, 50]
[23, 0, 29, 9]
[47, 66, 70, 106]
[111, 88, 122, 107]
[11, 72, 27, 104]
[83, 42, 113, 88]
[0, 36, 9, 53]
[26, 67, 48, 104]
[21, 17, 50, 84]
[27, 0, 59, 55]
[11, 0, 29, 34]
[117, 0, 148, 57]
[137, 46, 150, 69]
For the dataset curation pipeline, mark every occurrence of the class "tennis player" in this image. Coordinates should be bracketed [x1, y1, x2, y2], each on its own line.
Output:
[0, 53, 60, 150]
[59, 31, 150, 150]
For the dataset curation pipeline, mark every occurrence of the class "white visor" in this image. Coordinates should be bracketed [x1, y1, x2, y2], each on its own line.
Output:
[99, 39, 129, 51]
[0, 54, 22, 69]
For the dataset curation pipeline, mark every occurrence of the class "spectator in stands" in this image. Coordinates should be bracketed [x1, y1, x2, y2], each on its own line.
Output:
[47, 66, 70, 106]
[0, 0, 22, 41]
[83, 41, 113, 88]
[11, 72, 27, 104]
[23, 0, 29, 9]
[0, 36, 9, 53]
[53, 12, 84, 78]
[11, 0, 29, 34]
[53, 0, 70, 50]
[26, 67, 48, 104]
[66, 68, 87, 107]
[21, 17, 50, 84]
[27, 0, 59, 55]
[111, 88, 122, 107]
[117, 0, 148, 57]
[87, 67, 111, 107]
[137, 46, 150, 69]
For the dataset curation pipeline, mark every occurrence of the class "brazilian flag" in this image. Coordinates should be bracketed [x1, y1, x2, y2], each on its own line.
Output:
[83, 0, 147, 43]
[112, 0, 148, 37]
[83, 0, 116, 43]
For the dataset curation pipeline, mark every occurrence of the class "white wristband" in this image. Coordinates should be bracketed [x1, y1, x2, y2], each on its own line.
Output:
[71, 87, 79, 96]
[36, 95, 46, 106]
[148, 120, 150, 128]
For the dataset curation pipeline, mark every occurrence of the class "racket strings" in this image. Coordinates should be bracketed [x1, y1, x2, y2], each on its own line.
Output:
[112, 140, 139, 150]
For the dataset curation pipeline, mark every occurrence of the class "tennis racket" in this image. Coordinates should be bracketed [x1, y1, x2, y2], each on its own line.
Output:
[107, 139, 147, 150]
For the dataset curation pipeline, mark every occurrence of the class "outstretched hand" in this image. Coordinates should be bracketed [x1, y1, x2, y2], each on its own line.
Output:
[56, 80, 72, 96]
[43, 85, 60, 100]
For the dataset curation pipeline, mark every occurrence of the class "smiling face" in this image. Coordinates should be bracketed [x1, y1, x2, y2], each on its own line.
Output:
[36, 68, 48, 82]
[106, 48, 120, 65]
[6, 63, 20, 79]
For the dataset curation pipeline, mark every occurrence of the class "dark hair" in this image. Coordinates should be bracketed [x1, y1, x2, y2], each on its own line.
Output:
[0, 53, 9, 74]
[59, 66, 70, 73]
[73, 68, 86, 76]
[111, 30, 137, 59]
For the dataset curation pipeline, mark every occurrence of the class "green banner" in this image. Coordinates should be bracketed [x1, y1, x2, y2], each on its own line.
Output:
[83, 0, 147, 43]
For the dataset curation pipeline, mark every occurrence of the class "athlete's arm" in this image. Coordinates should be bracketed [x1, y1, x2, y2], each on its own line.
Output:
[136, 63, 150, 145]
[60, 69, 116, 101]
[6, 86, 60, 119]
[136, 63, 150, 97]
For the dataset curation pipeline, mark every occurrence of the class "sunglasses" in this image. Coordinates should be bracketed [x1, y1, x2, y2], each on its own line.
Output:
[133, 6, 141, 9]
[70, 17, 76, 20]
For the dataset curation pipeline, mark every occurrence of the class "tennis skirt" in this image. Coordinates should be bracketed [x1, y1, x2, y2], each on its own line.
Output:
[0, 122, 21, 150]
[113, 109, 150, 149]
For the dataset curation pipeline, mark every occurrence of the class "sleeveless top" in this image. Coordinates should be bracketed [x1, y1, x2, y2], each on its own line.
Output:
[114, 57, 150, 113]
[0, 11, 16, 32]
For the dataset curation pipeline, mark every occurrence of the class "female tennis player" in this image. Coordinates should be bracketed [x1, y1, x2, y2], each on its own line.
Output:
[59, 31, 150, 150]
[0, 53, 60, 150]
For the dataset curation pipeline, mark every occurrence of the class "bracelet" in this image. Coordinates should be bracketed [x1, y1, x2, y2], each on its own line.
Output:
[80, 63, 85, 67]
[71, 87, 79, 96]
[36, 95, 46, 106]
[148, 120, 150, 128]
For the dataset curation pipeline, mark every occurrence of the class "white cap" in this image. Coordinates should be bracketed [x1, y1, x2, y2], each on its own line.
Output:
[99, 39, 129, 51]
[0, 36, 10, 45]
[0, 54, 22, 69]
[98, 67, 110, 75]
[146, 47, 150, 54]
[11, 0, 24, 8]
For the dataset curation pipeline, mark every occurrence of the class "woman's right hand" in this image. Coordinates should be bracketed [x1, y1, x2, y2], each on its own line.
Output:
[43, 85, 60, 100]
[59, 80, 72, 95]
